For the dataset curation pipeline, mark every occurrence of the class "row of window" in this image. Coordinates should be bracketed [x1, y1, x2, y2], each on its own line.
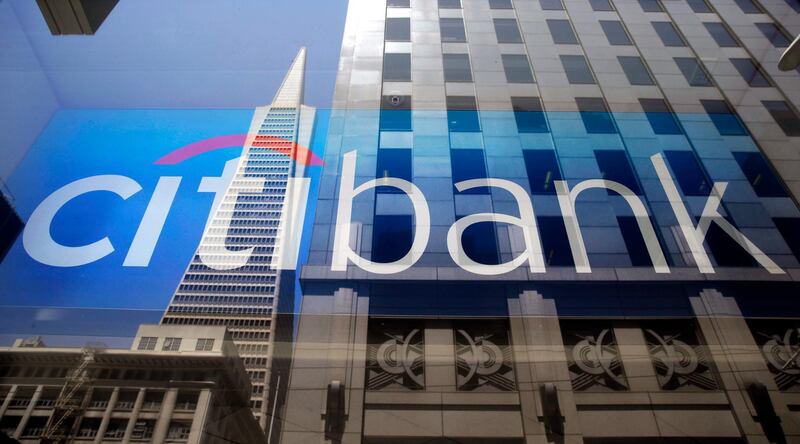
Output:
[161, 316, 271, 328]
[173, 295, 274, 305]
[136, 336, 215, 351]
[167, 306, 273, 315]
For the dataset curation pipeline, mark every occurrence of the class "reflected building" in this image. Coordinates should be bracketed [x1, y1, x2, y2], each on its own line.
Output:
[282, 0, 800, 442]
[161, 48, 315, 436]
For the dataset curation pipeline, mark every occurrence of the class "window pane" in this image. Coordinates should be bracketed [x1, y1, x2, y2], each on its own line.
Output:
[652, 22, 687, 47]
[548, 19, 578, 44]
[732, 152, 788, 197]
[688, 0, 714, 12]
[756, 23, 791, 47]
[538, 216, 574, 266]
[706, 222, 757, 267]
[561, 55, 595, 84]
[762, 100, 800, 136]
[439, 0, 462, 8]
[773, 218, 800, 260]
[595, 150, 641, 194]
[512, 97, 549, 133]
[523, 150, 562, 194]
[443, 54, 473, 82]
[619, 56, 654, 85]
[451, 149, 489, 194]
[540, 0, 565, 10]
[489, 0, 514, 8]
[494, 18, 523, 43]
[730, 58, 771, 87]
[703, 22, 740, 47]
[674, 57, 712, 86]
[385, 18, 410, 41]
[387, 0, 410, 7]
[734, 0, 764, 13]
[502, 54, 535, 83]
[441, 18, 467, 43]
[447, 96, 481, 132]
[372, 215, 413, 263]
[663, 150, 711, 196]
[577, 97, 617, 134]
[600, 20, 632, 45]
[376, 148, 412, 183]
[700, 100, 748, 136]
[639, 0, 664, 11]
[590, 0, 615, 10]
[383, 53, 411, 82]
[456, 216, 500, 264]
[380, 95, 412, 131]
[639, 98, 682, 134]
[784, 0, 800, 12]
[618, 216, 657, 267]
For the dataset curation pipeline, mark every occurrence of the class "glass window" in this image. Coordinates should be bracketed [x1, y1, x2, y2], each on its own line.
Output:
[600, 20, 632, 45]
[523, 150, 562, 194]
[700, 100, 748, 136]
[447, 96, 481, 132]
[773, 218, 800, 259]
[663, 150, 711, 196]
[639, 98, 682, 135]
[383, 53, 411, 82]
[756, 22, 791, 47]
[734, 0, 764, 13]
[706, 222, 757, 267]
[195, 338, 214, 351]
[619, 56, 655, 85]
[385, 18, 410, 42]
[451, 149, 489, 194]
[652, 22, 687, 47]
[387, 0, 410, 7]
[444, 54, 473, 82]
[784, 0, 800, 12]
[703, 22, 740, 47]
[489, 0, 514, 8]
[540, 0, 565, 10]
[595, 150, 641, 194]
[688, 0, 714, 12]
[538, 216, 574, 266]
[440, 18, 467, 43]
[762, 101, 800, 136]
[674, 57, 713, 86]
[733, 152, 788, 197]
[577, 97, 616, 134]
[548, 19, 579, 44]
[372, 215, 413, 263]
[512, 97, 549, 133]
[502, 54, 535, 83]
[730, 58, 771, 87]
[561, 55, 595, 84]
[376, 148, 412, 184]
[494, 18, 523, 43]
[138, 337, 157, 351]
[162, 337, 181, 351]
[380, 95, 412, 131]
[639, 0, 664, 11]
[590, 0, 615, 10]
[617, 216, 656, 266]
[439, 0, 462, 8]
[456, 215, 500, 264]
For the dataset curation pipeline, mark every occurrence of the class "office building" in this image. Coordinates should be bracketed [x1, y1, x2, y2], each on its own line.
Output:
[281, 0, 800, 442]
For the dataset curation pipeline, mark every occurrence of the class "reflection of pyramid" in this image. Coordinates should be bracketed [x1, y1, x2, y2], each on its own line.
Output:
[160, 48, 316, 430]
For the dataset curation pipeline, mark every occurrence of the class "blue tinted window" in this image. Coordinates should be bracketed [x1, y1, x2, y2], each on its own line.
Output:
[595, 150, 641, 194]
[451, 149, 489, 194]
[732, 152, 788, 197]
[538, 216, 574, 266]
[523, 150, 562, 195]
[380, 95, 412, 131]
[383, 53, 411, 82]
[700, 100, 747, 136]
[639, 98, 682, 135]
[664, 150, 711, 196]
[456, 217, 500, 265]
[372, 215, 413, 263]
[376, 148, 412, 182]
[618, 216, 659, 267]
[385, 18, 410, 42]
[773, 218, 800, 260]
[705, 222, 757, 267]
[494, 18, 523, 43]
[447, 96, 480, 132]
[443, 54, 473, 82]
[577, 97, 616, 134]
[512, 97, 548, 133]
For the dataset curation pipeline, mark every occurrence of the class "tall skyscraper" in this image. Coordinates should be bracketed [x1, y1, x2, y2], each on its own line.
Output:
[161, 48, 315, 432]
[281, 0, 800, 442]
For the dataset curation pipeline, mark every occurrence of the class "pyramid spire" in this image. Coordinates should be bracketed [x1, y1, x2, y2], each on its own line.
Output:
[271, 47, 307, 108]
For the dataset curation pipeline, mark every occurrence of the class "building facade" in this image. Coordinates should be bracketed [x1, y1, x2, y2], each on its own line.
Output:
[282, 0, 800, 442]
[0, 325, 264, 444]
[160, 48, 315, 434]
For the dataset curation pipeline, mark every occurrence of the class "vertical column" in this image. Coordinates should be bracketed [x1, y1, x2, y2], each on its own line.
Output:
[508, 290, 583, 442]
[425, 320, 456, 396]
[121, 388, 145, 444]
[187, 389, 212, 444]
[152, 388, 178, 444]
[613, 325, 660, 392]
[0, 384, 18, 418]
[94, 387, 120, 444]
[13, 384, 42, 439]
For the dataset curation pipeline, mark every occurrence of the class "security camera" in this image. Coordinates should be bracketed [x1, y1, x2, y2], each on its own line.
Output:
[389, 95, 403, 106]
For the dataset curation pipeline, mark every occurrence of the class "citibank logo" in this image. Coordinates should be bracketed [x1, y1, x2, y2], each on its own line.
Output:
[22, 134, 317, 271]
